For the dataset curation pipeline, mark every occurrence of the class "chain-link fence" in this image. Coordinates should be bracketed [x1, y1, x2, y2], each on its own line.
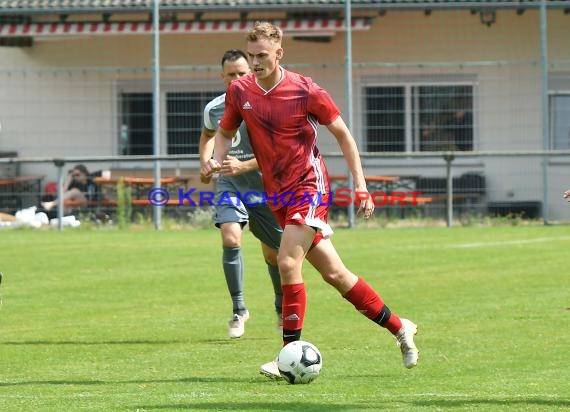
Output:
[1, 4, 569, 227]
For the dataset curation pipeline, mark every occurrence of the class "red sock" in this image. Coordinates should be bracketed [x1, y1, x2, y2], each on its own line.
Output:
[343, 277, 402, 334]
[282, 283, 306, 344]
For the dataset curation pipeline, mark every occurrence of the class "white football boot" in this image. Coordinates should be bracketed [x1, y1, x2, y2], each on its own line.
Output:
[395, 318, 419, 368]
[260, 358, 282, 380]
[227, 311, 249, 339]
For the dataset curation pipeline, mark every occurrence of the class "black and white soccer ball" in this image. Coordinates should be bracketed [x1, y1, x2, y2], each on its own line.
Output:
[277, 340, 322, 384]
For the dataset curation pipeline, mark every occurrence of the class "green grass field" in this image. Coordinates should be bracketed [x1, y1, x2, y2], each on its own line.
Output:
[1, 225, 569, 411]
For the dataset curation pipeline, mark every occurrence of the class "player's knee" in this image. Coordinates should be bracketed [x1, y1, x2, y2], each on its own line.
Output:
[320, 270, 342, 286]
[222, 234, 240, 248]
[277, 254, 300, 277]
[320, 268, 353, 290]
[264, 256, 278, 267]
[220, 222, 242, 247]
[263, 250, 278, 266]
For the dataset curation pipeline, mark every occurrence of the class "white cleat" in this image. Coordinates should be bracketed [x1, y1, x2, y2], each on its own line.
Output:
[228, 311, 249, 339]
[395, 318, 419, 369]
[260, 358, 282, 380]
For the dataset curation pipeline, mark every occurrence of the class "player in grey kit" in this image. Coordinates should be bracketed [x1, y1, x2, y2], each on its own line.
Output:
[199, 49, 283, 338]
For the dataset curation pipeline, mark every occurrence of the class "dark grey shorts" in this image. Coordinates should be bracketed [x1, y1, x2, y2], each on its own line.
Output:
[214, 201, 282, 250]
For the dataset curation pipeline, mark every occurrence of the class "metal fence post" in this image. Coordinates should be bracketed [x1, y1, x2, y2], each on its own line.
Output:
[54, 159, 65, 231]
[152, 0, 162, 230]
[444, 152, 455, 227]
[539, 0, 550, 224]
[345, 0, 355, 229]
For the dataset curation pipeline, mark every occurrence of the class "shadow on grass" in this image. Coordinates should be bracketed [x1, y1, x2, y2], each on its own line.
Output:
[0, 376, 246, 387]
[412, 398, 570, 409]
[198, 337, 273, 344]
[1, 338, 267, 346]
[134, 398, 570, 411]
[0, 339, 187, 345]
[133, 403, 378, 411]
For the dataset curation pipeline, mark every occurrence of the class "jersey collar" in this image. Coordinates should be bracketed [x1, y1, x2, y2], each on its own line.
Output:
[256, 67, 285, 95]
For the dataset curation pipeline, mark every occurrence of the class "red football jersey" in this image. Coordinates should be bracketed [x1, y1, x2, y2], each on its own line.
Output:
[220, 69, 340, 208]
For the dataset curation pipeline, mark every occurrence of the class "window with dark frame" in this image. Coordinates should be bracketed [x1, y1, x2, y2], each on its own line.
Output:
[119, 90, 222, 155]
[550, 94, 570, 150]
[365, 83, 474, 152]
[120, 92, 153, 155]
[365, 86, 405, 152]
[166, 91, 221, 155]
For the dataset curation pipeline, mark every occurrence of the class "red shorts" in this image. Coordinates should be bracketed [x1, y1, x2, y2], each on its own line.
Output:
[272, 192, 333, 250]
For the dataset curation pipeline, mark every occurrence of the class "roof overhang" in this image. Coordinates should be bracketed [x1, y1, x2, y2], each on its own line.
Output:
[1, 1, 568, 16]
[0, 17, 371, 39]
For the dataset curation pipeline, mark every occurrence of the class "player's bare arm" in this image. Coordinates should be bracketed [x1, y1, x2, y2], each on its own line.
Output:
[204, 126, 237, 177]
[564, 189, 570, 202]
[221, 156, 259, 176]
[199, 128, 216, 183]
[326, 116, 375, 219]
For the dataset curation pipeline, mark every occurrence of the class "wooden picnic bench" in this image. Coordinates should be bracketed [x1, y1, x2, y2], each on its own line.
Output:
[0, 174, 45, 212]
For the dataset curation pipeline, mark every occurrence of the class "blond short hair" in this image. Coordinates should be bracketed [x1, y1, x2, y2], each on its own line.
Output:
[246, 21, 282, 45]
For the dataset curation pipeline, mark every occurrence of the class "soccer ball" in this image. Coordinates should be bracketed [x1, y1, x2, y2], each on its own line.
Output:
[277, 340, 322, 384]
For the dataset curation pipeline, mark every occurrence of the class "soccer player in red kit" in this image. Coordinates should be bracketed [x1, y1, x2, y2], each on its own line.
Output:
[203, 21, 419, 378]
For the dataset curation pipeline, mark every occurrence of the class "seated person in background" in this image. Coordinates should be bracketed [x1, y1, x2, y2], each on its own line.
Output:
[42, 164, 95, 212]
[420, 112, 460, 152]
[420, 97, 473, 152]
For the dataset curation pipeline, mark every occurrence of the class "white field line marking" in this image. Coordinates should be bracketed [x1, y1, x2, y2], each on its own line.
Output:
[451, 236, 570, 248]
